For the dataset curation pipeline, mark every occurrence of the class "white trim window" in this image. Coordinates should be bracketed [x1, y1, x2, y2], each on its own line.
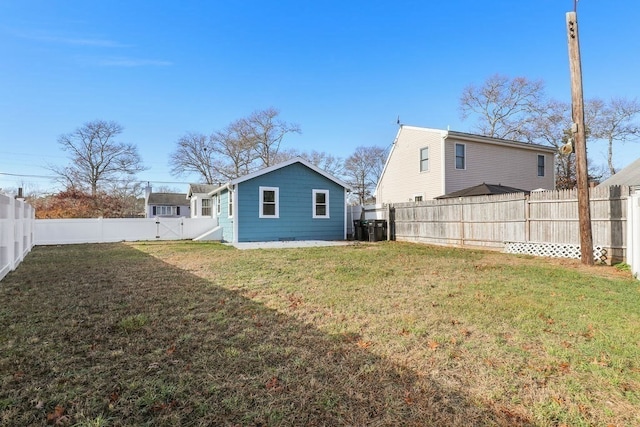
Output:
[312, 189, 330, 218]
[420, 147, 429, 172]
[201, 198, 212, 217]
[228, 190, 234, 218]
[259, 186, 279, 218]
[215, 194, 221, 216]
[455, 143, 466, 170]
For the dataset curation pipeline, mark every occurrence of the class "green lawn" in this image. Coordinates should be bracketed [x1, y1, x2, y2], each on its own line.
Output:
[1, 241, 639, 426]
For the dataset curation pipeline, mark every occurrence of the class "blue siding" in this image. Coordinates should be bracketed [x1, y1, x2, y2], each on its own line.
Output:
[217, 189, 234, 242]
[236, 163, 345, 242]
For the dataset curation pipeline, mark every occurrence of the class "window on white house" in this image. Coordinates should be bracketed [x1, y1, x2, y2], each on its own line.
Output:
[537, 155, 545, 177]
[420, 147, 429, 172]
[201, 198, 212, 216]
[414, 195, 423, 202]
[259, 186, 279, 218]
[313, 189, 329, 218]
[228, 191, 233, 218]
[455, 143, 466, 170]
[155, 206, 178, 216]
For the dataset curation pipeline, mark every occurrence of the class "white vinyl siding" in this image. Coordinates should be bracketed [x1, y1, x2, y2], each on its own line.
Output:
[376, 127, 444, 203]
[444, 138, 555, 194]
[377, 126, 556, 203]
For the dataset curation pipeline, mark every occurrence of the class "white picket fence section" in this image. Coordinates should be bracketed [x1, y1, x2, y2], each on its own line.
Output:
[34, 217, 219, 245]
[0, 195, 35, 281]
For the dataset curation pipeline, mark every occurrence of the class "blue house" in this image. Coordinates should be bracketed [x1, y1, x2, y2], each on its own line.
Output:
[208, 157, 351, 243]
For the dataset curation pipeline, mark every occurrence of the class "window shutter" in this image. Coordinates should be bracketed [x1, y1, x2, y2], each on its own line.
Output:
[152, 206, 156, 216]
[177, 206, 180, 216]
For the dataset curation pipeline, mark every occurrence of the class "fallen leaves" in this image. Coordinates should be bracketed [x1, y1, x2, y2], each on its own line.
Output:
[288, 294, 303, 309]
[166, 344, 176, 355]
[356, 340, 372, 349]
[266, 376, 282, 391]
[46, 405, 70, 425]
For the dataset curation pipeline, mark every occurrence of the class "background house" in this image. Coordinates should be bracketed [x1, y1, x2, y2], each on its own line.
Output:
[144, 185, 190, 218]
[375, 125, 556, 203]
[202, 157, 351, 243]
[187, 184, 216, 218]
[598, 157, 640, 188]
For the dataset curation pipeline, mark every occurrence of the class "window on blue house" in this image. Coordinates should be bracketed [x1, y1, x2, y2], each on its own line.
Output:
[228, 191, 233, 218]
[313, 189, 329, 218]
[259, 186, 279, 218]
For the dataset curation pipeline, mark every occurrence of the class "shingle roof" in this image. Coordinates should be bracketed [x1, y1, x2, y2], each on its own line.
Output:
[147, 193, 188, 205]
[435, 183, 530, 199]
[598, 157, 640, 187]
[188, 184, 217, 194]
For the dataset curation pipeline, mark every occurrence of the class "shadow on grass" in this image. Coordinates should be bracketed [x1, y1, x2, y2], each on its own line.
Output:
[1, 243, 533, 426]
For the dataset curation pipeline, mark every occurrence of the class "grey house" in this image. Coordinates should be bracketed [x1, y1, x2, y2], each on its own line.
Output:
[598, 157, 640, 188]
[144, 185, 190, 218]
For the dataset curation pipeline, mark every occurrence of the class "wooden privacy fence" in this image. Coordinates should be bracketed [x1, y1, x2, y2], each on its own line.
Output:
[0, 194, 35, 281]
[389, 185, 630, 264]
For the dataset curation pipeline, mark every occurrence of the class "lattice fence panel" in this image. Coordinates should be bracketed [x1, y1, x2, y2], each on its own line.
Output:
[504, 241, 607, 263]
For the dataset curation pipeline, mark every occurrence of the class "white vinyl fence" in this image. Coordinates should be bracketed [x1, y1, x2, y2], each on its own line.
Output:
[35, 217, 219, 245]
[0, 195, 35, 281]
[628, 191, 640, 278]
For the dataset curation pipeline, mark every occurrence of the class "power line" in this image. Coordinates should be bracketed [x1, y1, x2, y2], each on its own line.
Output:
[0, 172, 193, 186]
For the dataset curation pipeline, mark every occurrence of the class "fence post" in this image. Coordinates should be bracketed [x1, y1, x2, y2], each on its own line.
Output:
[628, 192, 640, 279]
[525, 194, 530, 243]
[459, 201, 465, 247]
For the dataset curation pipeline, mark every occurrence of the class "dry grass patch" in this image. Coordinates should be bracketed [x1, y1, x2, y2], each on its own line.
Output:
[1, 241, 639, 426]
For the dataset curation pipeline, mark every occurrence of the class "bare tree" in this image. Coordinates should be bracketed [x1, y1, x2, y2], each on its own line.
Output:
[269, 149, 345, 178]
[211, 119, 258, 180]
[303, 150, 345, 177]
[169, 132, 219, 184]
[243, 107, 301, 167]
[590, 97, 640, 175]
[344, 146, 387, 205]
[51, 120, 145, 196]
[460, 74, 545, 142]
[169, 108, 300, 183]
[531, 99, 606, 188]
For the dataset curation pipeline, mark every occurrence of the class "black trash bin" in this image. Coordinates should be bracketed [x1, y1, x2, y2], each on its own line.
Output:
[353, 220, 362, 241]
[366, 219, 387, 242]
[374, 219, 387, 241]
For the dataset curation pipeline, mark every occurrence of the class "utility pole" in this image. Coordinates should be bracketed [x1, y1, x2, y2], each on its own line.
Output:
[566, 9, 594, 265]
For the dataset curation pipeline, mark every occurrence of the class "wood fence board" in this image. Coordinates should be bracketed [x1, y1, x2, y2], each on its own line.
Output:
[388, 186, 630, 263]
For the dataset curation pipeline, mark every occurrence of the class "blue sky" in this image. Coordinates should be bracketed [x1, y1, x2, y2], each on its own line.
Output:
[1, 0, 639, 194]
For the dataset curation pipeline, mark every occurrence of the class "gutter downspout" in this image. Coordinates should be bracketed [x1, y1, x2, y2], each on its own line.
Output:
[441, 130, 448, 197]
[232, 185, 239, 243]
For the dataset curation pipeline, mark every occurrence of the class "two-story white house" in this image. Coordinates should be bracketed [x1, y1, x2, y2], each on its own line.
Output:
[375, 126, 556, 203]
